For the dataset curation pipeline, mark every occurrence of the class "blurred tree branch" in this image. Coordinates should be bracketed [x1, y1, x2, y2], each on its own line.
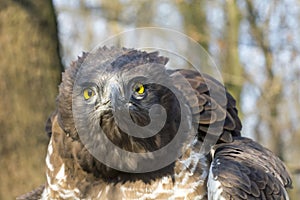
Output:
[245, 0, 284, 159]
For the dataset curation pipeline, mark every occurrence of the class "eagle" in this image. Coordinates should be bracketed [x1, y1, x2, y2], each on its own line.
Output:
[18, 47, 292, 199]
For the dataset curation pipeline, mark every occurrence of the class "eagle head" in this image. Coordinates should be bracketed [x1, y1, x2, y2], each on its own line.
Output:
[56, 47, 196, 175]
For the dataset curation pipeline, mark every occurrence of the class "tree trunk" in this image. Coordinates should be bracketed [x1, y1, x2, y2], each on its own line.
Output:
[0, 1, 62, 199]
[177, 0, 209, 50]
[222, 0, 243, 112]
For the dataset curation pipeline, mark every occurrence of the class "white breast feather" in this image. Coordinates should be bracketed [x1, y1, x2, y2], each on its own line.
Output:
[207, 160, 226, 200]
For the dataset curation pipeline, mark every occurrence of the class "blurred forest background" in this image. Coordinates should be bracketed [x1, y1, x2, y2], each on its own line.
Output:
[0, 0, 299, 199]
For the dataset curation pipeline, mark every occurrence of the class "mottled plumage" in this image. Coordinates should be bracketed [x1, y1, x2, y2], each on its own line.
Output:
[18, 47, 291, 199]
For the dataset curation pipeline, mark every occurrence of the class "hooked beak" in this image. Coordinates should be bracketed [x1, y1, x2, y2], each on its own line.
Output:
[95, 82, 126, 112]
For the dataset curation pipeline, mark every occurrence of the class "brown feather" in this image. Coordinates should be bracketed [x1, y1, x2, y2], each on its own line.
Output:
[20, 47, 291, 199]
[16, 185, 45, 200]
[209, 137, 292, 199]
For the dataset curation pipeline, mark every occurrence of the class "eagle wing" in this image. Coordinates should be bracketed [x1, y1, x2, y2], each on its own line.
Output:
[18, 48, 293, 199]
[207, 137, 292, 199]
[169, 69, 242, 143]
[45, 109, 58, 138]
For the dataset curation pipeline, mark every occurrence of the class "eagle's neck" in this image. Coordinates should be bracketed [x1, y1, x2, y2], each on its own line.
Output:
[42, 116, 209, 199]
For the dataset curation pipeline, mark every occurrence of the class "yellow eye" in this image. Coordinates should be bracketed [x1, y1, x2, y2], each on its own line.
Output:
[83, 88, 95, 100]
[134, 83, 145, 95]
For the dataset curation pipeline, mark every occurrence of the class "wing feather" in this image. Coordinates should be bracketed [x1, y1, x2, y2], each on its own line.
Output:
[208, 137, 292, 199]
[169, 69, 242, 143]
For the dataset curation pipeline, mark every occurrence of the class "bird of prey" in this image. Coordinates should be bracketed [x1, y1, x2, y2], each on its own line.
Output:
[18, 47, 292, 199]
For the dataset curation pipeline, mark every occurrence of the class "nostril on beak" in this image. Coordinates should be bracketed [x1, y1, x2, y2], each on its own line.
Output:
[94, 97, 111, 110]
[101, 99, 110, 105]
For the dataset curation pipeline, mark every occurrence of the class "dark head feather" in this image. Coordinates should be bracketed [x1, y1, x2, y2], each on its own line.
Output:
[55, 46, 241, 179]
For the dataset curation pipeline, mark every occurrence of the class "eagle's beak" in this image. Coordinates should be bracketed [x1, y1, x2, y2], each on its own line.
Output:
[94, 99, 111, 111]
[109, 83, 126, 112]
[95, 82, 125, 112]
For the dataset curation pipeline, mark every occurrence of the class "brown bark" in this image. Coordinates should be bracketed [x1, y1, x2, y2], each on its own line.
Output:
[0, 1, 62, 199]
